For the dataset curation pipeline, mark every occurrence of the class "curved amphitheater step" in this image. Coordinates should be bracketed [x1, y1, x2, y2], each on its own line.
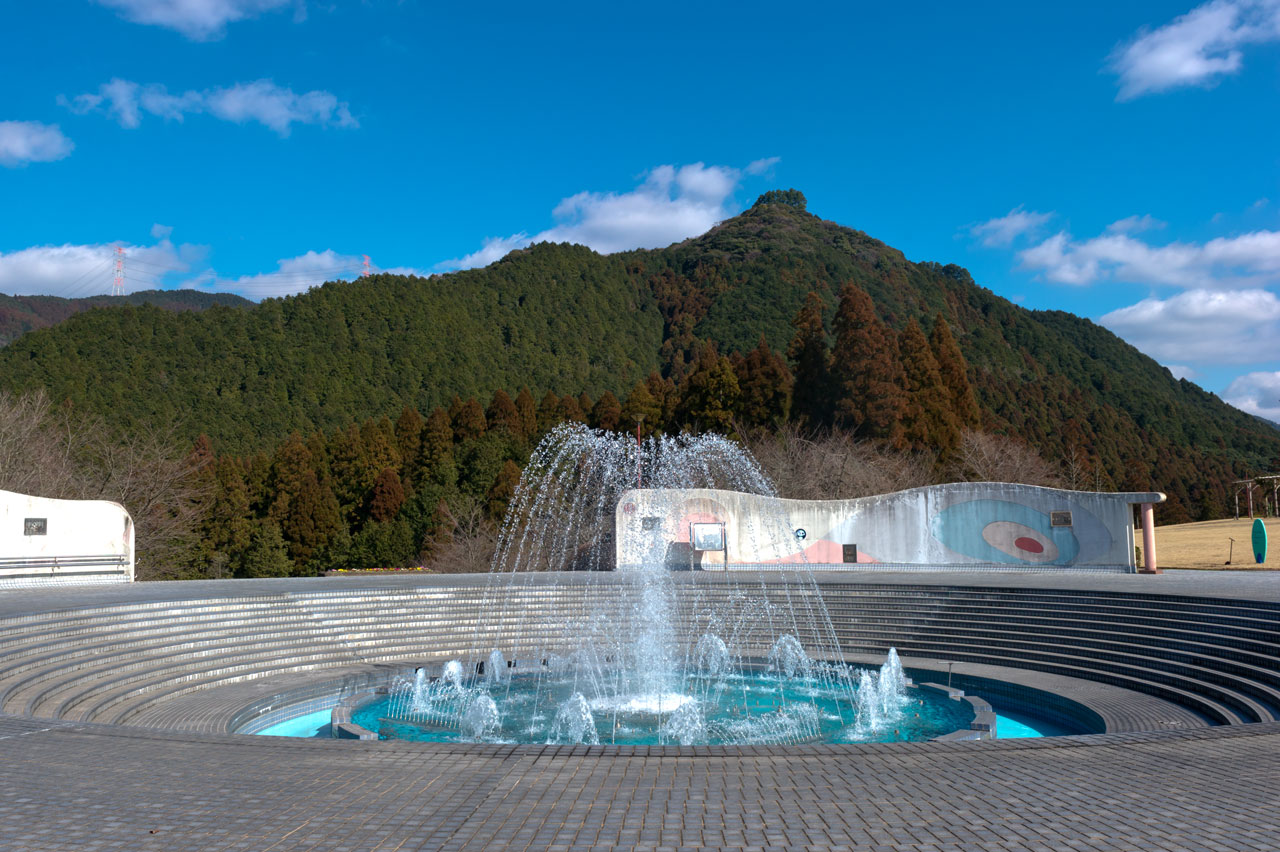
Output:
[0, 574, 1277, 737]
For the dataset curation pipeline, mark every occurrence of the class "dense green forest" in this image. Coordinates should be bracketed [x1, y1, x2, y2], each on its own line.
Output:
[0, 289, 252, 346]
[2, 190, 1278, 579]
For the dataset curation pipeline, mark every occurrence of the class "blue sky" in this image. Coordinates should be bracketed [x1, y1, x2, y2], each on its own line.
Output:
[3, 0, 1280, 420]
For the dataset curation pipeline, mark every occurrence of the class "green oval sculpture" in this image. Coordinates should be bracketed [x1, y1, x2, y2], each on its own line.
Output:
[1254, 518, 1269, 565]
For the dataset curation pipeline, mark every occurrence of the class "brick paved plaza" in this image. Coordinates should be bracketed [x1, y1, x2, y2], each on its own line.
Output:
[2, 571, 1279, 851]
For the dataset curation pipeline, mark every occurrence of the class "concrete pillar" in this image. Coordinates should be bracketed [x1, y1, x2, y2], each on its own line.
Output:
[1139, 502, 1159, 574]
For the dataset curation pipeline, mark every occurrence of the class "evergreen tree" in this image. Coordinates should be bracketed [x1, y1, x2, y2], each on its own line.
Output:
[237, 519, 293, 578]
[676, 344, 741, 433]
[266, 432, 314, 526]
[368, 467, 406, 522]
[830, 282, 906, 445]
[733, 336, 793, 428]
[537, 391, 563, 432]
[205, 456, 252, 572]
[621, 381, 662, 435]
[577, 392, 595, 422]
[645, 371, 677, 430]
[514, 387, 537, 440]
[787, 291, 830, 427]
[452, 398, 487, 442]
[928, 313, 981, 428]
[592, 391, 623, 431]
[278, 469, 342, 569]
[898, 317, 961, 457]
[394, 406, 424, 480]
[486, 389, 522, 435]
[417, 408, 456, 486]
[560, 394, 586, 424]
[487, 459, 522, 519]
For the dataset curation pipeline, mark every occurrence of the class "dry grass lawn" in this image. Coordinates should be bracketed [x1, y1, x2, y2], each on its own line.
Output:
[1155, 517, 1277, 571]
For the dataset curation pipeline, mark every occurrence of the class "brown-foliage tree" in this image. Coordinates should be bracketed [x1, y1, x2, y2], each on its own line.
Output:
[486, 389, 522, 436]
[787, 291, 830, 427]
[928, 314, 981, 428]
[898, 317, 961, 458]
[733, 335, 793, 428]
[830, 283, 906, 445]
[368, 467, 406, 522]
[591, 391, 623, 431]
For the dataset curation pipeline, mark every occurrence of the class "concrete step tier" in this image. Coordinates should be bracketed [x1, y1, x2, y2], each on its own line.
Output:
[0, 577, 1278, 734]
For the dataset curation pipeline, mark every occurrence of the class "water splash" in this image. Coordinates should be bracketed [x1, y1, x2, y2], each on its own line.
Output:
[549, 693, 599, 745]
[852, 650, 910, 738]
[486, 649, 508, 686]
[384, 423, 863, 745]
[461, 693, 500, 739]
[666, 701, 707, 745]
[766, 634, 812, 679]
[694, 634, 730, 678]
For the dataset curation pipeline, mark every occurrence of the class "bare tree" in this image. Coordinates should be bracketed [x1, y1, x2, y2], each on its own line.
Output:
[424, 495, 498, 574]
[745, 423, 941, 501]
[953, 430, 1062, 487]
[1059, 445, 1094, 491]
[0, 390, 209, 580]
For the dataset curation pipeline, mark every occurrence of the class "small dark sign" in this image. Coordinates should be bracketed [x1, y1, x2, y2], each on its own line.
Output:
[794, 528, 807, 540]
[1051, 511, 1073, 528]
[641, 516, 660, 531]
[24, 518, 47, 536]
[842, 544, 858, 564]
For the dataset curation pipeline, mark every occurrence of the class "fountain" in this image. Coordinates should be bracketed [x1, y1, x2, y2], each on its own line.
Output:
[367, 424, 960, 745]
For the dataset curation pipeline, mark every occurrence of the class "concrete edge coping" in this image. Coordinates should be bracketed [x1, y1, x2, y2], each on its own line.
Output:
[918, 682, 996, 740]
[331, 688, 384, 740]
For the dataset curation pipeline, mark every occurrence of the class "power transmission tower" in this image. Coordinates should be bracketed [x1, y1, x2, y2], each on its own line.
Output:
[112, 246, 125, 296]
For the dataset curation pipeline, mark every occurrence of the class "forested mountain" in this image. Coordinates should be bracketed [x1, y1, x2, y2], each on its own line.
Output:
[1, 190, 1276, 537]
[0, 289, 252, 346]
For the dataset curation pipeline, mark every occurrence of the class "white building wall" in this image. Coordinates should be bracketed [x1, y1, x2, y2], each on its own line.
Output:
[616, 483, 1165, 573]
[0, 489, 134, 585]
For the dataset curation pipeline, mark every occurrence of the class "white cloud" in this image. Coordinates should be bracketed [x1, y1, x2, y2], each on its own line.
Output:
[745, 156, 781, 176]
[185, 250, 432, 298]
[1224, 371, 1280, 421]
[1166, 364, 1198, 380]
[183, 250, 363, 298]
[441, 162, 766, 270]
[1099, 288, 1280, 364]
[969, 207, 1053, 247]
[63, 78, 356, 137]
[446, 234, 533, 271]
[0, 235, 427, 301]
[1110, 0, 1280, 100]
[1017, 227, 1280, 287]
[0, 121, 74, 167]
[92, 0, 292, 40]
[0, 238, 199, 298]
[1106, 214, 1166, 234]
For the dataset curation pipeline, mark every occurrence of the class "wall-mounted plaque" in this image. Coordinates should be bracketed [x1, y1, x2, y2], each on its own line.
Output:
[24, 518, 47, 536]
[690, 522, 725, 552]
[1051, 511, 1073, 527]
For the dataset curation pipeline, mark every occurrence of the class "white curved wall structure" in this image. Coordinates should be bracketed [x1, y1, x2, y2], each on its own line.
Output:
[0, 489, 134, 586]
[616, 483, 1166, 573]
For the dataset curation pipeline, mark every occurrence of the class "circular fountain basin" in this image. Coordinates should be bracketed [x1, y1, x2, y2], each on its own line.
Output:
[354, 667, 974, 746]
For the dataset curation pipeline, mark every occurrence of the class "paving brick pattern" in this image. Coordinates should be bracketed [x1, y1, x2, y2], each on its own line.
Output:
[3, 720, 1280, 851]
[3, 571, 1280, 850]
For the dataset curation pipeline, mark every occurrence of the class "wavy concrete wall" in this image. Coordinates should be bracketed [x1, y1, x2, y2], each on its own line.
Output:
[615, 483, 1164, 572]
[0, 488, 134, 584]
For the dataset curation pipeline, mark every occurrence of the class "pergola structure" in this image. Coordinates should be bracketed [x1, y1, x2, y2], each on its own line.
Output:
[1234, 474, 1280, 519]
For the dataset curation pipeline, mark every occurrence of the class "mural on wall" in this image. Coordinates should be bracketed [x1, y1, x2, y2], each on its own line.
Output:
[615, 483, 1165, 573]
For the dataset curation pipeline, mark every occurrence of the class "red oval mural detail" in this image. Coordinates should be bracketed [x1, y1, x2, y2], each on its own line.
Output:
[1014, 536, 1044, 554]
